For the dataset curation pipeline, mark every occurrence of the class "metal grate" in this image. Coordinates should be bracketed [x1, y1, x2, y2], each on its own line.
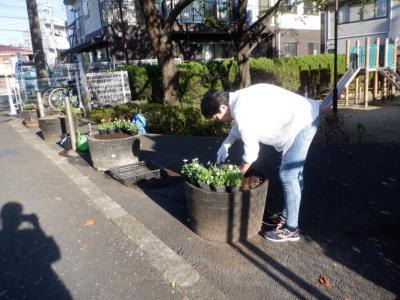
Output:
[109, 161, 161, 185]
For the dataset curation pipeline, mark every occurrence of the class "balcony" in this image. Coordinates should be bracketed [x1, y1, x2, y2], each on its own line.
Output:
[100, 0, 140, 26]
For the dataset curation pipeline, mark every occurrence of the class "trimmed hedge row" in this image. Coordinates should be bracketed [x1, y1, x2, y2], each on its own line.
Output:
[89, 102, 230, 137]
[122, 54, 346, 102]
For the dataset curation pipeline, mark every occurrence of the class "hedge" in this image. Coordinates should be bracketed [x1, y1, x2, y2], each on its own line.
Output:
[122, 54, 346, 102]
[89, 102, 230, 137]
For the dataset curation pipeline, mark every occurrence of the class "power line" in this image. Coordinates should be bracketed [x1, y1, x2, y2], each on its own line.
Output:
[0, 29, 27, 32]
[0, 16, 28, 20]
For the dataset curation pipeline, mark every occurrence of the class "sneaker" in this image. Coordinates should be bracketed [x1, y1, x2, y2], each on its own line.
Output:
[263, 213, 286, 227]
[264, 226, 300, 242]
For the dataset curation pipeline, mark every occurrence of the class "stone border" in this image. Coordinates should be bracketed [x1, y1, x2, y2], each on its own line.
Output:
[9, 119, 228, 300]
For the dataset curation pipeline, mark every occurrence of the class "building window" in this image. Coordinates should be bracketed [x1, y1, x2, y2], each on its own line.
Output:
[283, 42, 297, 57]
[308, 42, 319, 55]
[338, 0, 387, 24]
[376, 0, 387, 17]
[81, 0, 89, 17]
[202, 44, 224, 60]
[282, 0, 297, 14]
[303, 0, 318, 15]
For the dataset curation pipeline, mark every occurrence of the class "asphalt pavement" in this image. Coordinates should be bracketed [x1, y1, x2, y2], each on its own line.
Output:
[1, 95, 399, 299]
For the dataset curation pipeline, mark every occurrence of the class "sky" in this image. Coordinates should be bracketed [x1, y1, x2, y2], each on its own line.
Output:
[0, 0, 67, 47]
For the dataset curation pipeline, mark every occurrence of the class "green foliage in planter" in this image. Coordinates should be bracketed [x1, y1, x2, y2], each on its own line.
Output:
[181, 158, 202, 182]
[23, 103, 37, 110]
[221, 164, 243, 187]
[58, 105, 82, 117]
[113, 118, 138, 134]
[182, 160, 243, 188]
[177, 62, 210, 103]
[98, 120, 114, 130]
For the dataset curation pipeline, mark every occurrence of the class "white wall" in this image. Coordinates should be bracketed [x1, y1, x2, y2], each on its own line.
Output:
[390, 0, 400, 39]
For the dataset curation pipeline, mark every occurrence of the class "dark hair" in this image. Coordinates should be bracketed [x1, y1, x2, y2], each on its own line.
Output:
[200, 90, 229, 119]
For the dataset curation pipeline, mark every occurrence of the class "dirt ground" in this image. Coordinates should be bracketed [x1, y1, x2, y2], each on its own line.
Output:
[315, 95, 400, 144]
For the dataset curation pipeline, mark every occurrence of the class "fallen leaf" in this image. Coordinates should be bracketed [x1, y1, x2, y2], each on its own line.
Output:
[319, 276, 331, 288]
[84, 219, 96, 226]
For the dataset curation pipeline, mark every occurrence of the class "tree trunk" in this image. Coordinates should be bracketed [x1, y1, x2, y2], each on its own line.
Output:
[238, 49, 251, 88]
[159, 55, 178, 104]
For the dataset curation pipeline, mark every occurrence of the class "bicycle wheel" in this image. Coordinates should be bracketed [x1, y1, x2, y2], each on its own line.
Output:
[49, 87, 68, 109]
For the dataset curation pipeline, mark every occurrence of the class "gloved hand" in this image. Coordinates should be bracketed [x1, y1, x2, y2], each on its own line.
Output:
[216, 144, 230, 164]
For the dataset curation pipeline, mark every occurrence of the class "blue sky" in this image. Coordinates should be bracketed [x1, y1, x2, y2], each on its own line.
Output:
[0, 0, 66, 47]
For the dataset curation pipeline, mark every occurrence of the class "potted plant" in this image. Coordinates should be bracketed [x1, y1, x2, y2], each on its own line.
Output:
[120, 119, 138, 135]
[225, 167, 243, 192]
[209, 165, 226, 192]
[88, 119, 140, 171]
[97, 122, 109, 135]
[21, 103, 39, 128]
[181, 158, 202, 185]
[182, 159, 269, 243]
[113, 118, 125, 133]
[195, 165, 212, 191]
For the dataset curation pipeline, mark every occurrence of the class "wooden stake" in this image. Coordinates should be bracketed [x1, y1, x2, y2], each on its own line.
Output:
[364, 37, 370, 108]
[383, 38, 389, 100]
[374, 38, 380, 100]
[345, 40, 350, 107]
[393, 38, 398, 96]
[355, 40, 360, 104]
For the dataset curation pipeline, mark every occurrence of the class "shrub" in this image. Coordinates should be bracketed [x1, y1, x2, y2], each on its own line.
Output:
[177, 62, 210, 103]
[88, 102, 230, 137]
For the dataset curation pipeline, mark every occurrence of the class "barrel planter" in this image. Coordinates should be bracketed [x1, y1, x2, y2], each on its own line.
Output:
[87, 134, 140, 171]
[185, 179, 269, 243]
[38, 115, 67, 143]
[21, 110, 39, 128]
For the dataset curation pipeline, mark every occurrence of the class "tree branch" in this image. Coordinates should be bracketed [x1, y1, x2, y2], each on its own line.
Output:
[245, 0, 284, 35]
[164, 0, 195, 31]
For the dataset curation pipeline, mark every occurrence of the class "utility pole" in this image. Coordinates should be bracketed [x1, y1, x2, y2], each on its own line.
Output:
[26, 0, 49, 80]
[333, 0, 338, 114]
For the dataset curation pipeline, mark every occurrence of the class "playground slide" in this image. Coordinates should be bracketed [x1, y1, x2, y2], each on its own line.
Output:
[319, 67, 361, 113]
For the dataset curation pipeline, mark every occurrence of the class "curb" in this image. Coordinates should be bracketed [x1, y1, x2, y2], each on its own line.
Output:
[9, 118, 228, 300]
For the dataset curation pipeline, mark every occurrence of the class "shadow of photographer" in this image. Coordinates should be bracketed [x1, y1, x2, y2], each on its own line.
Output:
[0, 202, 72, 299]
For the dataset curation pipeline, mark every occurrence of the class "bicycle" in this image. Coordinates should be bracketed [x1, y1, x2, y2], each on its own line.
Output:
[42, 80, 79, 109]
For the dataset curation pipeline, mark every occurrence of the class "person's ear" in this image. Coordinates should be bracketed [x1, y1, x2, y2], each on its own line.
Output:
[219, 104, 228, 114]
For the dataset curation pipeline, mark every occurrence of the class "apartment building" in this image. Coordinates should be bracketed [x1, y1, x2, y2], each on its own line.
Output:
[63, 0, 321, 61]
[321, 0, 400, 53]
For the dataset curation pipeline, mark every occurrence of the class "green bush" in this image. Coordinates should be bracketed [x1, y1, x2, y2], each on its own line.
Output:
[177, 62, 210, 103]
[122, 64, 162, 102]
[122, 54, 345, 102]
[88, 102, 230, 137]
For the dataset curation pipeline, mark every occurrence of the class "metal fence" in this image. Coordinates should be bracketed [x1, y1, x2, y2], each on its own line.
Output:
[9, 62, 132, 110]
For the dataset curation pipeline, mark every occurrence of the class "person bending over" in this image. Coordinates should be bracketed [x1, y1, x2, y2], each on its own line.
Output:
[200, 83, 320, 242]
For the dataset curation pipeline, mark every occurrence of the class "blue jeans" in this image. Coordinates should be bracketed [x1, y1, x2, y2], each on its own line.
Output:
[280, 117, 319, 229]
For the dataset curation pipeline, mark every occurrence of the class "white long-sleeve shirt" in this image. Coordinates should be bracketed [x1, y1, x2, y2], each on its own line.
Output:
[223, 84, 320, 164]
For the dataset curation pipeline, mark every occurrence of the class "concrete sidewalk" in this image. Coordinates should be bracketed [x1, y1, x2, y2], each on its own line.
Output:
[0, 98, 226, 299]
[3, 96, 400, 299]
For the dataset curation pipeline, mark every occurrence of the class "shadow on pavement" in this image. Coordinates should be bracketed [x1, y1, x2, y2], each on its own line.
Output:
[0, 202, 72, 299]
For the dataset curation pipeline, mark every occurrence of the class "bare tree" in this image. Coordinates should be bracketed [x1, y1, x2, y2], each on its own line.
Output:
[231, 0, 285, 88]
[138, 0, 195, 103]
